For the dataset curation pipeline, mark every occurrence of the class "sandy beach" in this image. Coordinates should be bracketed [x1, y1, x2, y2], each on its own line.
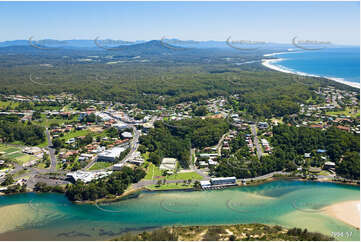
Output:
[323, 200, 360, 229]
[262, 55, 360, 89]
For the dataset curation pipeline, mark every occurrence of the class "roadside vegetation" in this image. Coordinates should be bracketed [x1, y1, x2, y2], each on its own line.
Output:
[65, 166, 146, 201]
[0, 115, 45, 145]
[139, 118, 229, 168]
[214, 124, 359, 180]
[113, 224, 334, 241]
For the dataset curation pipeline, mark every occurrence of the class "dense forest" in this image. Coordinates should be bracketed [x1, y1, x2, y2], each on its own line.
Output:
[215, 125, 359, 180]
[0, 42, 356, 115]
[271, 125, 360, 179]
[139, 118, 229, 168]
[0, 118, 45, 145]
[65, 167, 145, 201]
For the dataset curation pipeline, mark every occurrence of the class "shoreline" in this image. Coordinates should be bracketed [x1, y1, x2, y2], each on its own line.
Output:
[262, 54, 360, 89]
[1, 176, 359, 201]
[72, 176, 359, 204]
[323, 200, 360, 229]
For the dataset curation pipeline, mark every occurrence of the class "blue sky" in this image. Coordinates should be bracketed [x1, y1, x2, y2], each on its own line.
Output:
[0, 1, 359, 45]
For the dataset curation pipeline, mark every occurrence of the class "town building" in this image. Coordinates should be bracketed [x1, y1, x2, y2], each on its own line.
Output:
[160, 157, 177, 170]
[210, 177, 237, 186]
[113, 163, 124, 171]
[66, 171, 112, 183]
[97, 146, 127, 162]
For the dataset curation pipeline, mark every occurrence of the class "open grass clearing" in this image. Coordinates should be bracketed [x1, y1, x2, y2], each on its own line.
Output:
[144, 162, 163, 180]
[167, 172, 203, 180]
[2, 147, 21, 154]
[60, 129, 92, 141]
[15, 154, 37, 164]
[88, 161, 113, 170]
[4, 152, 24, 160]
[146, 183, 193, 190]
[326, 107, 360, 119]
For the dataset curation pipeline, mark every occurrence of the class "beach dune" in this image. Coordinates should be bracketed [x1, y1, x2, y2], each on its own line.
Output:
[323, 200, 360, 229]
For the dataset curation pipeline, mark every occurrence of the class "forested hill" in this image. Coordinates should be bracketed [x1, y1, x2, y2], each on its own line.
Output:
[0, 41, 357, 116]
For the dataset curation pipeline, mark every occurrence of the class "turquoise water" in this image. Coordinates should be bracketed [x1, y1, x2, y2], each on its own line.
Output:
[273, 47, 360, 83]
[0, 180, 359, 240]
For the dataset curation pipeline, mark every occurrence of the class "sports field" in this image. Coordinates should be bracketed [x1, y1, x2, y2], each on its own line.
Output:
[0, 145, 38, 165]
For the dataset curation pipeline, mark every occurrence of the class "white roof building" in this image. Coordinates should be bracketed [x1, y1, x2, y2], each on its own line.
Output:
[112, 122, 128, 130]
[200, 180, 211, 188]
[97, 146, 126, 162]
[121, 132, 133, 138]
[113, 163, 124, 171]
[66, 171, 112, 183]
[160, 157, 177, 170]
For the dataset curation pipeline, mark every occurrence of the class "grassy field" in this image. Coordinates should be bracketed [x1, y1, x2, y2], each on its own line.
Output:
[60, 129, 92, 141]
[144, 163, 203, 181]
[326, 106, 360, 119]
[142, 152, 150, 162]
[316, 170, 332, 176]
[37, 138, 49, 148]
[0, 147, 20, 153]
[146, 183, 193, 190]
[0, 101, 19, 110]
[144, 163, 163, 180]
[88, 161, 113, 170]
[0, 144, 37, 165]
[35, 113, 79, 127]
[56, 162, 63, 170]
[4, 152, 24, 159]
[36, 162, 48, 169]
[16, 154, 37, 164]
[167, 172, 203, 180]
[4, 153, 37, 165]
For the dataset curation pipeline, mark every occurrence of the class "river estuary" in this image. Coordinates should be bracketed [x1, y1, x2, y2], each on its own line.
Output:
[0, 180, 359, 240]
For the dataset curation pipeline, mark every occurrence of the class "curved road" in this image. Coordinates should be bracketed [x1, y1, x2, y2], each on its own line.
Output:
[45, 128, 57, 172]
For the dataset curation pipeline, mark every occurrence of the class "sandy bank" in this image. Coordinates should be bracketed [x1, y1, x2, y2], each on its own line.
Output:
[323, 200, 360, 229]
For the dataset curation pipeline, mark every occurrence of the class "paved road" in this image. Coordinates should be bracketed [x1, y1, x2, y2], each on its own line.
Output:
[132, 178, 195, 189]
[83, 158, 96, 170]
[241, 171, 291, 182]
[89, 114, 141, 172]
[250, 124, 262, 159]
[46, 128, 57, 172]
[216, 132, 229, 156]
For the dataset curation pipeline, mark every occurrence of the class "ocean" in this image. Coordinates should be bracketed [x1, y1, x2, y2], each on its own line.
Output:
[264, 47, 360, 86]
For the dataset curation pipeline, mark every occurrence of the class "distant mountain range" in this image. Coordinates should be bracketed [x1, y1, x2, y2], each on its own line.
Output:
[0, 39, 355, 60]
[0, 38, 356, 51]
[0, 38, 301, 49]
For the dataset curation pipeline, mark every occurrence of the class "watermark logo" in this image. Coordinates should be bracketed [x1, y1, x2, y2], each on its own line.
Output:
[28, 36, 68, 50]
[89, 72, 122, 85]
[226, 199, 265, 213]
[226, 36, 267, 51]
[94, 37, 135, 51]
[226, 75, 241, 86]
[28, 72, 51, 86]
[94, 200, 127, 213]
[291, 200, 327, 213]
[292, 36, 331, 51]
[159, 199, 199, 213]
[28, 199, 70, 213]
[160, 36, 191, 51]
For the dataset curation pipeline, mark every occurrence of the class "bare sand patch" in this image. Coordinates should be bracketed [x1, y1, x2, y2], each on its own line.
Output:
[0, 203, 37, 233]
[323, 200, 360, 229]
